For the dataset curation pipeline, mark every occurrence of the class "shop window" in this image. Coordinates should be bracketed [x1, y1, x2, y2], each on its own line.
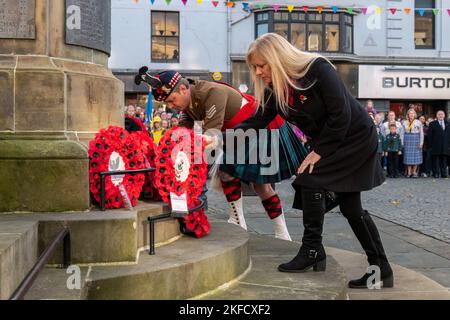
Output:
[151, 11, 180, 62]
[414, 0, 435, 49]
[255, 10, 353, 53]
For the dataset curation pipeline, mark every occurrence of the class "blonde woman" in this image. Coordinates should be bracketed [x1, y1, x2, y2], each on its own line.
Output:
[232, 33, 393, 289]
[401, 108, 424, 178]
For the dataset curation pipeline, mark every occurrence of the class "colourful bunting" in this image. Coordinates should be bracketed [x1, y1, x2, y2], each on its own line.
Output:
[347, 7, 353, 14]
[361, 7, 368, 15]
[150, 0, 155, 5]
[432, 8, 439, 15]
[226, 1, 234, 8]
[273, 4, 279, 12]
[242, 2, 249, 11]
[302, 6, 309, 13]
[418, 9, 426, 16]
[165, 0, 171, 5]
[182, 0, 187, 6]
[212, 1, 219, 7]
[196, 0, 203, 5]
[375, 7, 382, 15]
[316, 6, 324, 14]
[448, 9, 450, 16]
[332, 6, 338, 13]
[389, 8, 397, 15]
[287, 5, 294, 13]
[405, 8, 412, 15]
[258, 3, 265, 10]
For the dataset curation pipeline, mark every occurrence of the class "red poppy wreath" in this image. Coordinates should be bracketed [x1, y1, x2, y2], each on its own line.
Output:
[89, 126, 146, 209]
[154, 127, 210, 238]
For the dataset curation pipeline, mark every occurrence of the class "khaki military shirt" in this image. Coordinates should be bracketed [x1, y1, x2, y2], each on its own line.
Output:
[179, 80, 243, 132]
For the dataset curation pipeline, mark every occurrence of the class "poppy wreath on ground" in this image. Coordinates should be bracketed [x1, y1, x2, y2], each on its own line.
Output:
[129, 130, 161, 201]
[89, 126, 146, 209]
[154, 127, 209, 238]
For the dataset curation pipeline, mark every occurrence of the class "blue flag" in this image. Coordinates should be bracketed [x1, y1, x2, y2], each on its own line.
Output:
[145, 91, 153, 126]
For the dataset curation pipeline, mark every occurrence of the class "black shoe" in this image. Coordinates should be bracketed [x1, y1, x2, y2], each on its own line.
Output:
[348, 266, 394, 289]
[278, 246, 326, 273]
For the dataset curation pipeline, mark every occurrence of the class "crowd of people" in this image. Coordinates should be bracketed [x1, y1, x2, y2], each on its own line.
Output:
[124, 104, 181, 144]
[368, 100, 450, 179]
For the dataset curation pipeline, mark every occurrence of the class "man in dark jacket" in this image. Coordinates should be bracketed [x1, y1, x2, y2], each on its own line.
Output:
[428, 110, 450, 178]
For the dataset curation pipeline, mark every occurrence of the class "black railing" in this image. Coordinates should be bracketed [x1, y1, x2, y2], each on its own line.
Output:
[100, 168, 156, 211]
[148, 199, 206, 255]
[10, 227, 71, 300]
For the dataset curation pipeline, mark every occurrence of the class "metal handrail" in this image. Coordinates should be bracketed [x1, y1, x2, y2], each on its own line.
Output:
[147, 199, 206, 255]
[9, 227, 71, 300]
[99, 168, 156, 211]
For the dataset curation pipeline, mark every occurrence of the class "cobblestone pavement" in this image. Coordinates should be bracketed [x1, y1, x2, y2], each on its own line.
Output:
[361, 177, 450, 243]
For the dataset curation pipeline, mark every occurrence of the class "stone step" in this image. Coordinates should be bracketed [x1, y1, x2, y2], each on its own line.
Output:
[0, 221, 38, 300]
[327, 247, 450, 300]
[25, 220, 250, 300]
[0, 201, 180, 265]
[196, 235, 348, 300]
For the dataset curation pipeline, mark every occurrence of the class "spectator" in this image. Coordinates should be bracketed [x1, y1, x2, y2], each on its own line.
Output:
[161, 119, 169, 130]
[419, 115, 431, 177]
[365, 100, 378, 115]
[150, 116, 165, 145]
[384, 123, 402, 178]
[382, 111, 403, 138]
[374, 113, 384, 131]
[160, 112, 168, 121]
[428, 110, 450, 178]
[135, 107, 142, 118]
[139, 110, 146, 123]
[376, 126, 384, 171]
[126, 105, 136, 118]
[170, 116, 179, 128]
[401, 108, 424, 178]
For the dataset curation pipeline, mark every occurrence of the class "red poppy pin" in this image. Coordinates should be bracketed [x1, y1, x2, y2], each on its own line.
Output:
[299, 94, 308, 104]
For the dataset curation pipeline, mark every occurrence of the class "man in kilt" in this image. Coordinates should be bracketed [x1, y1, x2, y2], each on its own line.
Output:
[145, 70, 308, 240]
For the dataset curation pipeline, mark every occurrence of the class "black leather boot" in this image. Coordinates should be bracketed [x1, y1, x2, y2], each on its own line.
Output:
[278, 189, 327, 273]
[346, 211, 394, 289]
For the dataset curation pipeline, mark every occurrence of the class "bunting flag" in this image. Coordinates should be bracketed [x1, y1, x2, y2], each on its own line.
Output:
[226, 1, 234, 8]
[131, 1, 450, 18]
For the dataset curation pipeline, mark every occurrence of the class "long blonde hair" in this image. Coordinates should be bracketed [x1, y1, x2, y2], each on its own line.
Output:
[246, 33, 332, 115]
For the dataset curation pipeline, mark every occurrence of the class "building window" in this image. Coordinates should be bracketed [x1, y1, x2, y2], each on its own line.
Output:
[255, 10, 353, 53]
[151, 11, 180, 63]
[415, 0, 435, 49]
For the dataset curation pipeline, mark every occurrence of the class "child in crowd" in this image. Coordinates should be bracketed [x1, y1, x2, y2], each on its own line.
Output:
[384, 123, 403, 178]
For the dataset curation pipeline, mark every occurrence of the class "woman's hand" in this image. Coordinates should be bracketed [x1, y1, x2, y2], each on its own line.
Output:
[298, 151, 322, 174]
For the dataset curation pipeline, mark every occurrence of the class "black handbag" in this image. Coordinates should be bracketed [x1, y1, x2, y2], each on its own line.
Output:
[292, 188, 340, 213]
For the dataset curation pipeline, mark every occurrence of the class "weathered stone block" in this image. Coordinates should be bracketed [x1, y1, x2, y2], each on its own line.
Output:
[0, 139, 89, 212]
[14, 71, 65, 131]
[0, 71, 14, 131]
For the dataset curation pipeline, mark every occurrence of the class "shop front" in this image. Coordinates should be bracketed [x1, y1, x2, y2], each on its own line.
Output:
[359, 65, 450, 119]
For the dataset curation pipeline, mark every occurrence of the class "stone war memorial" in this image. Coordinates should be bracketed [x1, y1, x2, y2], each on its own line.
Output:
[1, 0, 449, 306]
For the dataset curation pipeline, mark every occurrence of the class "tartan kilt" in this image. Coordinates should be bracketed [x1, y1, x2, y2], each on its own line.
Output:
[220, 122, 308, 184]
[403, 133, 422, 165]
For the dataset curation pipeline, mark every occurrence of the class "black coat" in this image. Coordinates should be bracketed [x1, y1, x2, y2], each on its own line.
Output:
[428, 120, 450, 156]
[234, 58, 385, 193]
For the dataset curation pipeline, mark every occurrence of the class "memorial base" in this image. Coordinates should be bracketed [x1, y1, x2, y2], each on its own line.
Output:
[0, 135, 90, 213]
